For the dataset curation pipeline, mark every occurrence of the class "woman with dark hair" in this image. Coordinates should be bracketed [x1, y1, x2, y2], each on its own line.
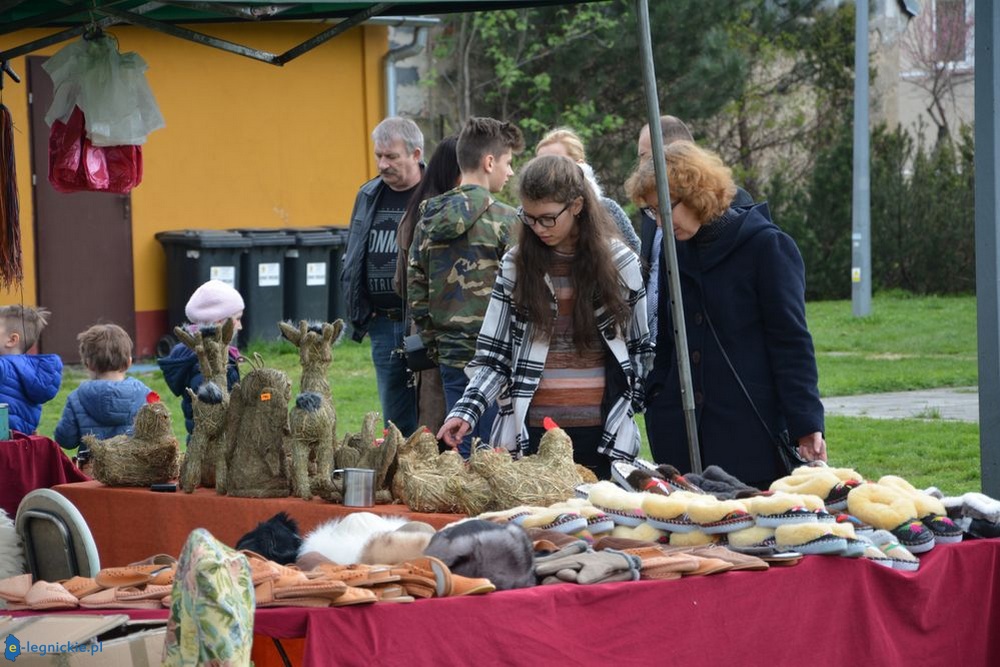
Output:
[395, 135, 461, 434]
[625, 141, 826, 487]
[438, 155, 653, 478]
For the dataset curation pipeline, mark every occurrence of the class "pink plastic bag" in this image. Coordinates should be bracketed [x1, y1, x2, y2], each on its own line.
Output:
[48, 106, 142, 194]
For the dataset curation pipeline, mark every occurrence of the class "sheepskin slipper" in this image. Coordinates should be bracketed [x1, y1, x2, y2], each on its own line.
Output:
[774, 523, 847, 555]
[725, 526, 777, 556]
[791, 466, 865, 484]
[611, 523, 666, 543]
[920, 514, 963, 545]
[878, 475, 948, 518]
[889, 520, 935, 554]
[772, 471, 860, 512]
[668, 530, 718, 547]
[630, 459, 706, 494]
[835, 513, 874, 537]
[588, 481, 646, 527]
[685, 499, 754, 534]
[478, 506, 542, 524]
[846, 483, 920, 531]
[749, 493, 818, 527]
[520, 511, 589, 535]
[960, 492, 1000, 524]
[870, 530, 920, 571]
[641, 492, 700, 533]
[611, 461, 673, 495]
[862, 544, 895, 569]
[829, 523, 866, 558]
[548, 499, 616, 536]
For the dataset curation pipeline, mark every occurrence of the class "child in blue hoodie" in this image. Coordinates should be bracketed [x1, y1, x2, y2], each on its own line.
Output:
[54, 324, 153, 461]
[157, 280, 243, 435]
[0, 305, 63, 435]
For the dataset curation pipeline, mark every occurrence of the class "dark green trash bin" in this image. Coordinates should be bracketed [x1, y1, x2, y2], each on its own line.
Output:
[231, 228, 295, 346]
[283, 228, 340, 323]
[155, 230, 250, 351]
[326, 228, 350, 326]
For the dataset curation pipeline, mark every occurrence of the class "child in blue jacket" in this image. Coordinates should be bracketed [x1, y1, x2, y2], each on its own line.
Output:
[0, 305, 63, 434]
[54, 324, 153, 460]
[157, 280, 243, 435]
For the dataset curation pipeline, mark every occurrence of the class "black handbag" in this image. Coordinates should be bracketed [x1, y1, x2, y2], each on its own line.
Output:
[402, 332, 436, 372]
[705, 311, 809, 475]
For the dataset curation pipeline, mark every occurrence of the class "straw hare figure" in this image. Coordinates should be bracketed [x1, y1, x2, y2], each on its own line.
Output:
[174, 318, 236, 392]
[279, 320, 343, 499]
[218, 354, 292, 498]
[180, 381, 228, 493]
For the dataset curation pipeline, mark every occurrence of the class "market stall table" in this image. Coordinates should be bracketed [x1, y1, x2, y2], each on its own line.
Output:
[8, 539, 1000, 666]
[0, 433, 88, 517]
[53, 481, 464, 567]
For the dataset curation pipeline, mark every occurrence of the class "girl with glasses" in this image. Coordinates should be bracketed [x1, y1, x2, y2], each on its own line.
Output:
[437, 155, 653, 479]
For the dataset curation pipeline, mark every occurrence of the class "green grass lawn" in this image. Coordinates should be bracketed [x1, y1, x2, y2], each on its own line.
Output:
[39, 292, 984, 495]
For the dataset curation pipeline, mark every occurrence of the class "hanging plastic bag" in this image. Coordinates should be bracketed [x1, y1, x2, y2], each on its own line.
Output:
[43, 35, 164, 146]
[49, 106, 142, 194]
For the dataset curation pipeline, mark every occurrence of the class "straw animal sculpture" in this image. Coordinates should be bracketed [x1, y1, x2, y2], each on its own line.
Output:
[87, 400, 180, 487]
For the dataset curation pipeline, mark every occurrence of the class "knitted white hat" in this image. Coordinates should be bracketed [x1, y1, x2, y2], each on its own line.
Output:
[185, 280, 244, 325]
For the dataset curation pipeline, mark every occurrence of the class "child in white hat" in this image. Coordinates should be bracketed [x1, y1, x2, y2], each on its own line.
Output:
[157, 280, 244, 435]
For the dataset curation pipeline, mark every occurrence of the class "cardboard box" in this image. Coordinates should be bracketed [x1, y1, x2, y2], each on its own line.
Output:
[0, 614, 166, 666]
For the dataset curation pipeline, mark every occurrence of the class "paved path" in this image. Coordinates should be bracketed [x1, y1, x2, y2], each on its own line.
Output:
[821, 387, 979, 423]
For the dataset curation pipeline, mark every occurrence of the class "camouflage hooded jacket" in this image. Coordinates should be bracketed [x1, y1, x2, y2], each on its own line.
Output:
[408, 184, 517, 368]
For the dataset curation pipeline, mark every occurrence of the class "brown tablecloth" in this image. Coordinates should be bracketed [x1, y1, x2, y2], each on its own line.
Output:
[53, 480, 464, 566]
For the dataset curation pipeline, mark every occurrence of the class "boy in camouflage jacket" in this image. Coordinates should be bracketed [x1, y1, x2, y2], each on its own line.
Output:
[408, 117, 524, 456]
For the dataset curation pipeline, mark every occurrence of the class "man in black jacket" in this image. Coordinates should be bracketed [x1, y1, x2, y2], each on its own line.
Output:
[342, 117, 424, 436]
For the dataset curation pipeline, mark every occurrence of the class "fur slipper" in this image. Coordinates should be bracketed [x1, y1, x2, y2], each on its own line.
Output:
[773, 471, 860, 512]
[828, 523, 866, 557]
[611, 460, 672, 495]
[869, 530, 920, 571]
[846, 483, 920, 530]
[961, 492, 1000, 524]
[478, 506, 542, 524]
[861, 544, 895, 569]
[610, 523, 666, 543]
[920, 514, 963, 545]
[685, 499, 754, 534]
[641, 491, 701, 532]
[668, 530, 718, 547]
[749, 493, 818, 527]
[726, 526, 777, 556]
[587, 481, 646, 527]
[774, 523, 847, 556]
[835, 513, 874, 537]
[520, 511, 589, 535]
[792, 466, 865, 484]
[878, 475, 948, 518]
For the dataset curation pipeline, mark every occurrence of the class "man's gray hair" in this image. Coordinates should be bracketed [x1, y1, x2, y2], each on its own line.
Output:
[372, 117, 424, 155]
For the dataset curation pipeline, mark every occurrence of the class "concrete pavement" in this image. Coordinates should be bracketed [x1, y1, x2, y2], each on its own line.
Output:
[821, 387, 979, 423]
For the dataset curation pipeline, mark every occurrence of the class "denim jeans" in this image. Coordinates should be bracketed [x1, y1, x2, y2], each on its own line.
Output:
[368, 315, 417, 436]
[440, 363, 497, 458]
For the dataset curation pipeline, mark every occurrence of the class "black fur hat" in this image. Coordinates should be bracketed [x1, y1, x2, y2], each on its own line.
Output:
[235, 512, 302, 565]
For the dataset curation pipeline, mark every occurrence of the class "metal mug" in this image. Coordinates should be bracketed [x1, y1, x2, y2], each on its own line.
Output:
[333, 468, 374, 507]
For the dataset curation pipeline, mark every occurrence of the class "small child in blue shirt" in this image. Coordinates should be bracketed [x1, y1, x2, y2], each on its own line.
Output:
[0, 305, 63, 435]
[54, 324, 153, 462]
[157, 280, 243, 435]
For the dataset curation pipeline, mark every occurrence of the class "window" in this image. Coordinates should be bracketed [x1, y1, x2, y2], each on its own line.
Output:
[935, 0, 967, 63]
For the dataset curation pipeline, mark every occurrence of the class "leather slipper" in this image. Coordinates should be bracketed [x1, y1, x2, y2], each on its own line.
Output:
[329, 586, 378, 607]
[95, 563, 176, 588]
[79, 586, 167, 610]
[0, 573, 33, 605]
[372, 584, 416, 604]
[682, 556, 734, 576]
[26, 581, 79, 610]
[450, 573, 496, 596]
[308, 563, 402, 588]
[59, 576, 104, 599]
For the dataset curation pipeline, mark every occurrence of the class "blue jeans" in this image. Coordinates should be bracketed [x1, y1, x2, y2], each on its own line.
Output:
[368, 315, 417, 436]
[440, 363, 497, 458]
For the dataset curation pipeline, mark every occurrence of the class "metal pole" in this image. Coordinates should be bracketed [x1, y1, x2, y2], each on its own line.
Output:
[634, 0, 702, 473]
[975, 0, 1000, 496]
[851, 0, 872, 317]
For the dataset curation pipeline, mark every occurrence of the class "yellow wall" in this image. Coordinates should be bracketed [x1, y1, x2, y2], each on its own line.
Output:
[0, 22, 387, 311]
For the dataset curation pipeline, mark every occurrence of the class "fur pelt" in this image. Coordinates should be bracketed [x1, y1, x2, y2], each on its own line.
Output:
[424, 519, 535, 591]
[359, 529, 433, 565]
[847, 483, 919, 530]
[299, 513, 409, 565]
[235, 512, 302, 565]
[0, 509, 25, 584]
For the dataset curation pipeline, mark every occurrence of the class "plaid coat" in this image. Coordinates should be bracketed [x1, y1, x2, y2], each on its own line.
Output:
[448, 239, 654, 459]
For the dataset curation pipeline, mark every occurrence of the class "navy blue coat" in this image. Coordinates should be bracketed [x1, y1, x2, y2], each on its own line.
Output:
[645, 203, 823, 485]
[54, 377, 154, 451]
[158, 344, 240, 435]
[0, 354, 63, 434]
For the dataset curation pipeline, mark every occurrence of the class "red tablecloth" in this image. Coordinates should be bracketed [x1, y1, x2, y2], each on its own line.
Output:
[0, 433, 88, 517]
[52, 481, 464, 566]
[9, 539, 1000, 666]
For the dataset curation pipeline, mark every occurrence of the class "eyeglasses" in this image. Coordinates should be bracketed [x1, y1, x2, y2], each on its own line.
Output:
[517, 202, 571, 228]
[641, 200, 680, 219]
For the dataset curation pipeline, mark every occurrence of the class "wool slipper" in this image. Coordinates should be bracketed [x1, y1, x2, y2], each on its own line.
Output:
[24, 581, 79, 611]
[574, 483, 594, 500]
[774, 523, 847, 556]
[846, 483, 920, 530]
[750, 493, 818, 527]
[861, 543, 895, 568]
[686, 499, 754, 534]
[726, 526, 777, 556]
[888, 520, 935, 554]
[478, 506, 542, 525]
[641, 492, 700, 532]
[588, 481, 646, 527]
[879, 475, 949, 519]
[773, 470, 859, 512]
[610, 522, 666, 543]
[834, 513, 874, 537]
[961, 492, 1000, 524]
[967, 518, 1000, 539]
